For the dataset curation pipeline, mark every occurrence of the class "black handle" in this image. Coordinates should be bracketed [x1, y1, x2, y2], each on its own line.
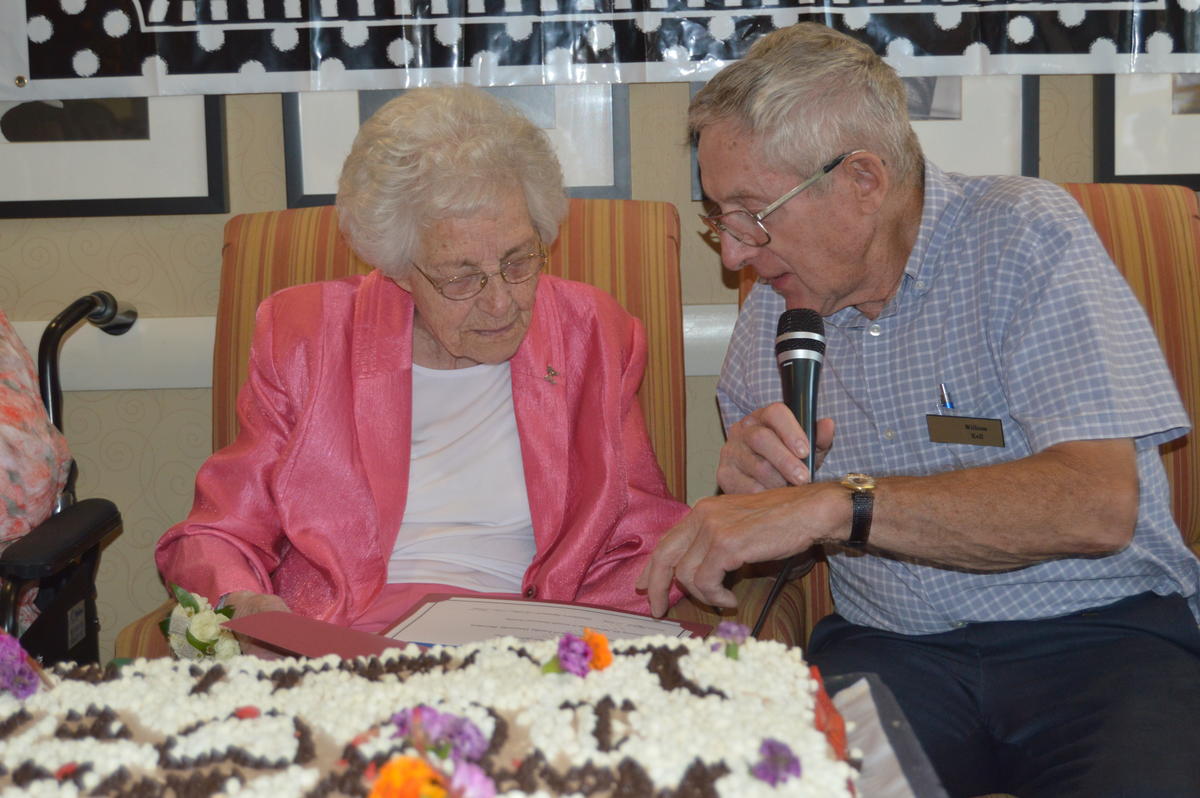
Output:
[37, 291, 138, 433]
[36, 292, 137, 507]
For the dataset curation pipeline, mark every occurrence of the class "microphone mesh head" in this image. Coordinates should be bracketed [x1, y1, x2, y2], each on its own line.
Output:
[775, 309, 826, 357]
[777, 308, 823, 336]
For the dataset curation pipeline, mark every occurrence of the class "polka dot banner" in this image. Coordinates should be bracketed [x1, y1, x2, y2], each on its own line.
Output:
[4, 0, 1199, 99]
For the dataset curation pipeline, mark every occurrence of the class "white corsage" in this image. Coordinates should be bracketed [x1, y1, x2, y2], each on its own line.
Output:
[160, 584, 241, 661]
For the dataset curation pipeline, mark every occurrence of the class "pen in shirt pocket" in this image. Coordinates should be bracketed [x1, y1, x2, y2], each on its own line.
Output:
[937, 383, 955, 415]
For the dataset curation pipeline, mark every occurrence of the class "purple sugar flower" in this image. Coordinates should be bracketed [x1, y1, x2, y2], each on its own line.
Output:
[0, 633, 37, 700]
[715, 621, 749, 645]
[556, 633, 592, 677]
[750, 738, 802, 786]
[391, 705, 426, 738]
[418, 708, 455, 745]
[450, 760, 497, 798]
[447, 717, 488, 762]
[392, 705, 488, 763]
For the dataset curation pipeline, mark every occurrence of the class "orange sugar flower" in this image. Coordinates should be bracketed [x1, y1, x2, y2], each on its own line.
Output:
[367, 755, 448, 798]
[582, 628, 612, 671]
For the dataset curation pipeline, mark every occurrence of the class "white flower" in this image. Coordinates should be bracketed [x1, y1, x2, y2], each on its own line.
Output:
[164, 584, 240, 661]
[168, 603, 193, 637]
[188, 610, 224, 645]
[169, 632, 202, 660]
[213, 634, 241, 661]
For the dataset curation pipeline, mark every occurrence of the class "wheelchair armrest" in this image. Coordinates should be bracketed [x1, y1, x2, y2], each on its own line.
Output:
[0, 498, 122, 581]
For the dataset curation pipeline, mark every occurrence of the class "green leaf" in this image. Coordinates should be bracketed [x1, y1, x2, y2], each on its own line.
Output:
[215, 606, 235, 620]
[186, 627, 215, 654]
[725, 643, 739, 661]
[171, 583, 201, 613]
[158, 617, 170, 639]
[541, 658, 563, 675]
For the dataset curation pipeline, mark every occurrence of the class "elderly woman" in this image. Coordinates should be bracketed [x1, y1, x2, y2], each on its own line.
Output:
[155, 87, 687, 634]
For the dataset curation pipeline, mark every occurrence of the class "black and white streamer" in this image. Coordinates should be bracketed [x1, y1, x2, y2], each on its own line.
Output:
[2, 0, 1199, 100]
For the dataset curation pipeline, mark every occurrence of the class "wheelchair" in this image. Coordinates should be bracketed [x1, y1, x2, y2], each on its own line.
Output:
[0, 291, 135, 665]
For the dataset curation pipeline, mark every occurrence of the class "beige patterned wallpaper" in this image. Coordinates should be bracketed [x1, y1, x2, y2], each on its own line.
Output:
[1039, 75, 1095, 183]
[0, 79, 1094, 661]
[0, 94, 285, 659]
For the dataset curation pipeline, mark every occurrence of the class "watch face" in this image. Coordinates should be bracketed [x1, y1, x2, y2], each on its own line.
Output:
[843, 472, 875, 490]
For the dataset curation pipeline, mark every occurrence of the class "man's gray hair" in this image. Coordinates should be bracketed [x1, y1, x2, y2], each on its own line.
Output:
[689, 23, 923, 186]
[336, 86, 568, 278]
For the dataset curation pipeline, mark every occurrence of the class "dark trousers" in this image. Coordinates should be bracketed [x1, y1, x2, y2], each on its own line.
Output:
[807, 593, 1200, 798]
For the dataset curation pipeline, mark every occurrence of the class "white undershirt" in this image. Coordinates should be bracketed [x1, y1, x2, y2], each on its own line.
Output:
[387, 361, 535, 592]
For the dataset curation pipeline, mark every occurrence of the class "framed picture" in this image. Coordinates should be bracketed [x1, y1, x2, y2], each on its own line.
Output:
[283, 85, 631, 208]
[691, 75, 1038, 201]
[0, 95, 226, 218]
[1095, 74, 1200, 190]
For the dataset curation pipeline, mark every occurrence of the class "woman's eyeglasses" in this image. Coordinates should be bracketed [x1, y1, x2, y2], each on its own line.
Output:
[411, 245, 547, 301]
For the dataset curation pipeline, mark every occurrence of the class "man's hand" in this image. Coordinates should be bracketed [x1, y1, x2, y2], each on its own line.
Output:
[636, 483, 841, 616]
[224, 590, 290, 658]
[718, 404, 835, 494]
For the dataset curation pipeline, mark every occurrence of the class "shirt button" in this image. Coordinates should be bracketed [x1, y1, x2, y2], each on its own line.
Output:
[883, 429, 895, 440]
[868, 324, 882, 337]
[524, 586, 537, 598]
[916, 280, 926, 290]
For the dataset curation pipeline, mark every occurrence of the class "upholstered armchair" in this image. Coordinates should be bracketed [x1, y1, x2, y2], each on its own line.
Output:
[1060, 183, 1199, 559]
[115, 199, 806, 659]
[738, 181, 1200, 646]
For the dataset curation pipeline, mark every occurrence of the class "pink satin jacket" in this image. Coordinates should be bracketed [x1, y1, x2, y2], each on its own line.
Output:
[156, 271, 688, 624]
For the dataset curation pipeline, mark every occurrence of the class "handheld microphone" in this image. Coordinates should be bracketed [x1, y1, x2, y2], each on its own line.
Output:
[775, 308, 826, 480]
[753, 309, 826, 638]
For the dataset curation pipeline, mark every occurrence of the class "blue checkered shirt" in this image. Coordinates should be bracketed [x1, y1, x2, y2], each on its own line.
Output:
[717, 162, 1199, 634]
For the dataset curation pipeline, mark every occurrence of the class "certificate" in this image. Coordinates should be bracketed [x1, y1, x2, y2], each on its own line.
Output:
[383, 594, 706, 647]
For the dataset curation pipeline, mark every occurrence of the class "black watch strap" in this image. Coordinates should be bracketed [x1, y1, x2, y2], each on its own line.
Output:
[847, 489, 874, 548]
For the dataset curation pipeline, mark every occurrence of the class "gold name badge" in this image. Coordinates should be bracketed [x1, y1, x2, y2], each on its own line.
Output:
[925, 415, 1005, 447]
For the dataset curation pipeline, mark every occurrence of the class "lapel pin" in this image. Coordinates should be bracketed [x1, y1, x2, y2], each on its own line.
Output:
[544, 366, 559, 384]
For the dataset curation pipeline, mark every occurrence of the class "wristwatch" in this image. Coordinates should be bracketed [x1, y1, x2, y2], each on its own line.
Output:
[839, 473, 876, 548]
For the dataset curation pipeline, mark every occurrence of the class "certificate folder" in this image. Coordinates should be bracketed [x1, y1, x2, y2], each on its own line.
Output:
[225, 594, 708, 659]
[382, 593, 709, 646]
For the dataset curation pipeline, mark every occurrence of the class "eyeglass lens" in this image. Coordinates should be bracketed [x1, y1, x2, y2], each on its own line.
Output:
[438, 251, 544, 299]
[704, 211, 768, 246]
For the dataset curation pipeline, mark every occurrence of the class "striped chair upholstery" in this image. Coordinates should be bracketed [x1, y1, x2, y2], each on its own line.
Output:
[1059, 183, 1200, 557]
[116, 198, 805, 659]
[736, 181, 1200, 646]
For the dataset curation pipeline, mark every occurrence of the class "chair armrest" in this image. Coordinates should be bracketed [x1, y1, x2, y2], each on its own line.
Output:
[114, 598, 175, 661]
[0, 498, 122, 581]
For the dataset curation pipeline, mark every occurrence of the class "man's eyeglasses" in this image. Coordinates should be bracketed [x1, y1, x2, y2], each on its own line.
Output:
[411, 244, 547, 301]
[700, 150, 862, 248]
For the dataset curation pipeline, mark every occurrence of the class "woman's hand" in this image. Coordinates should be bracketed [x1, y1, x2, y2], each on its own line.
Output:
[223, 590, 291, 658]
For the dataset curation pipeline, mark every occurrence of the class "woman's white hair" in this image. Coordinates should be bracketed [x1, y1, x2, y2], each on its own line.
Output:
[688, 23, 923, 187]
[336, 87, 568, 278]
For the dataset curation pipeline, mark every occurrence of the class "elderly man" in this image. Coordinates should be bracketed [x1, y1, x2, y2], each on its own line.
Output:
[638, 22, 1200, 798]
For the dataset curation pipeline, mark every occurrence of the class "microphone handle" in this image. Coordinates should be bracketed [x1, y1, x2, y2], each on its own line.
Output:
[779, 358, 819, 479]
[752, 357, 821, 638]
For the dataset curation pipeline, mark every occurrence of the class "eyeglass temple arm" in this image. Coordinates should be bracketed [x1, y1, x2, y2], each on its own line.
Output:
[758, 151, 858, 220]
